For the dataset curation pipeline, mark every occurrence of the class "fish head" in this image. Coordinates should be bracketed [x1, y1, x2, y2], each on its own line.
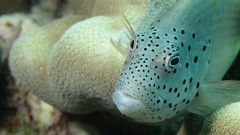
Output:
[113, 23, 211, 123]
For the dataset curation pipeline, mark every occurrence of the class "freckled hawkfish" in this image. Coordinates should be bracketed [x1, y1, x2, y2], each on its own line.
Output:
[113, 0, 240, 123]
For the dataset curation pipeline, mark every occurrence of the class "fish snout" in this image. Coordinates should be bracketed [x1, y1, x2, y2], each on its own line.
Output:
[112, 91, 146, 116]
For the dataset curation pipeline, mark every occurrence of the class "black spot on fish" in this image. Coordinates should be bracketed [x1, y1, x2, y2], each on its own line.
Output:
[173, 69, 177, 74]
[189, 77, 193, 83]
[184, 87, 188, 92]
[195, 92, 199, 97]
[164, 100, 167, 103]
[192, 33, 195, 39]
[196, 82, 200, 88]
[194, 56, 198, 63]
[163, 85, 166, 89]
[183, 79, 186, 85]
[181, 42, 184, 47]
[174, 88, 178, 93]
[185, 62, 189, 68]
[169, 88, 172, 93]
[130, 40, 134, 49]
[202, 45, 207, 51]
[181, 30, 185, 34]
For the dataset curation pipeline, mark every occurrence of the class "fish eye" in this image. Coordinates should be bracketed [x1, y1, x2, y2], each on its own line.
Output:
[169, 55, 180, 68]
[164, 54, 180, 71]
[130, 40, 134, 50]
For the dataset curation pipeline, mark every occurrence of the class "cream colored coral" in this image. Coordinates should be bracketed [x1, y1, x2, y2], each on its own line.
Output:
[9, 0, 179, 114]
[30, 0, 58, 25]
[92, 0, 149, 25]
[9, 15, 133, 113]
[9, 0, 150, 114]
[64, 0, 96, 17]
[92, 0, 179, 31]
[200, 102, 240, 135]
[0, 13, 38, 61]
[47, 16, 131, 113]
[9, 16, 82, 105]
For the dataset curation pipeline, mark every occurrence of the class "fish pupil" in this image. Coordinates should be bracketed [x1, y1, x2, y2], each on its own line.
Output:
[169, 56, 180, 67]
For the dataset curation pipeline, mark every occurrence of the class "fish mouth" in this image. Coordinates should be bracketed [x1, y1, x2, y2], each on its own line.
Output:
[112, 91, 146, 116]
[113, 91, 165, 123]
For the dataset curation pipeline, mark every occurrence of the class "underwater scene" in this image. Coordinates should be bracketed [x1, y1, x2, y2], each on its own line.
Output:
[0, 0, 240, 135]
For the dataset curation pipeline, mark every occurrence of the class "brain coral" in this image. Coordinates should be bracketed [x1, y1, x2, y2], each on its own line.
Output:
[9, 15, 131, 114]
[47, 16, 131, 113]
[9, 16, 82, 107]
[9, 0, 179, 114]
[200, 102, 240, 135]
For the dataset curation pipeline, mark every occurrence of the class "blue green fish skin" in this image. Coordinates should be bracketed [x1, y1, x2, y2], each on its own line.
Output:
[113, 0, 240, 123]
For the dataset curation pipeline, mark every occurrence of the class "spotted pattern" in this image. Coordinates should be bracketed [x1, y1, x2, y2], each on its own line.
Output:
[114, 1, 213, 123]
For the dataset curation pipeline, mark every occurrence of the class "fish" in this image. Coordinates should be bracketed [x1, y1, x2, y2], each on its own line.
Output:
[112, 0, 240, 123]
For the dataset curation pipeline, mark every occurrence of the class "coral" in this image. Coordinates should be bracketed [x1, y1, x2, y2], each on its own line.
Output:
[63, 0, 96, 17]
[4, 0, 240, 134]
[92, 0, 179, 30]
[49, 15, 136, 113]
[0, 88, 94, 135]
[92, 0, 149, 24]
[9, 0, 179, 114]
[0, 13, 38, 62]
[9, 0, 150, 114]
[9, 16, 83, 107]
[200, 102, 240, 135]
[9, 15, 133, 114]
[30, 0, 59, 25]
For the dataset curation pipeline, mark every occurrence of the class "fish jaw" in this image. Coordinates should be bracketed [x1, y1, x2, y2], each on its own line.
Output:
[112, 87, 165, 123]
[112, 90, 157, 123]
[113, 91, 146, 116]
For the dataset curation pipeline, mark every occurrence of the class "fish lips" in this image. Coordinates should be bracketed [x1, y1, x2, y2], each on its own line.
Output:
[112, 90, 148, 120]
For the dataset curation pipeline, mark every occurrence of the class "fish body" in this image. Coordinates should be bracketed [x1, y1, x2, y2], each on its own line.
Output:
[113, 0, 240, 123]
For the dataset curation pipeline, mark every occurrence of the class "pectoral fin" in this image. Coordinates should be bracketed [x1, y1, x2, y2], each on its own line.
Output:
[186, 80, 240, 116]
